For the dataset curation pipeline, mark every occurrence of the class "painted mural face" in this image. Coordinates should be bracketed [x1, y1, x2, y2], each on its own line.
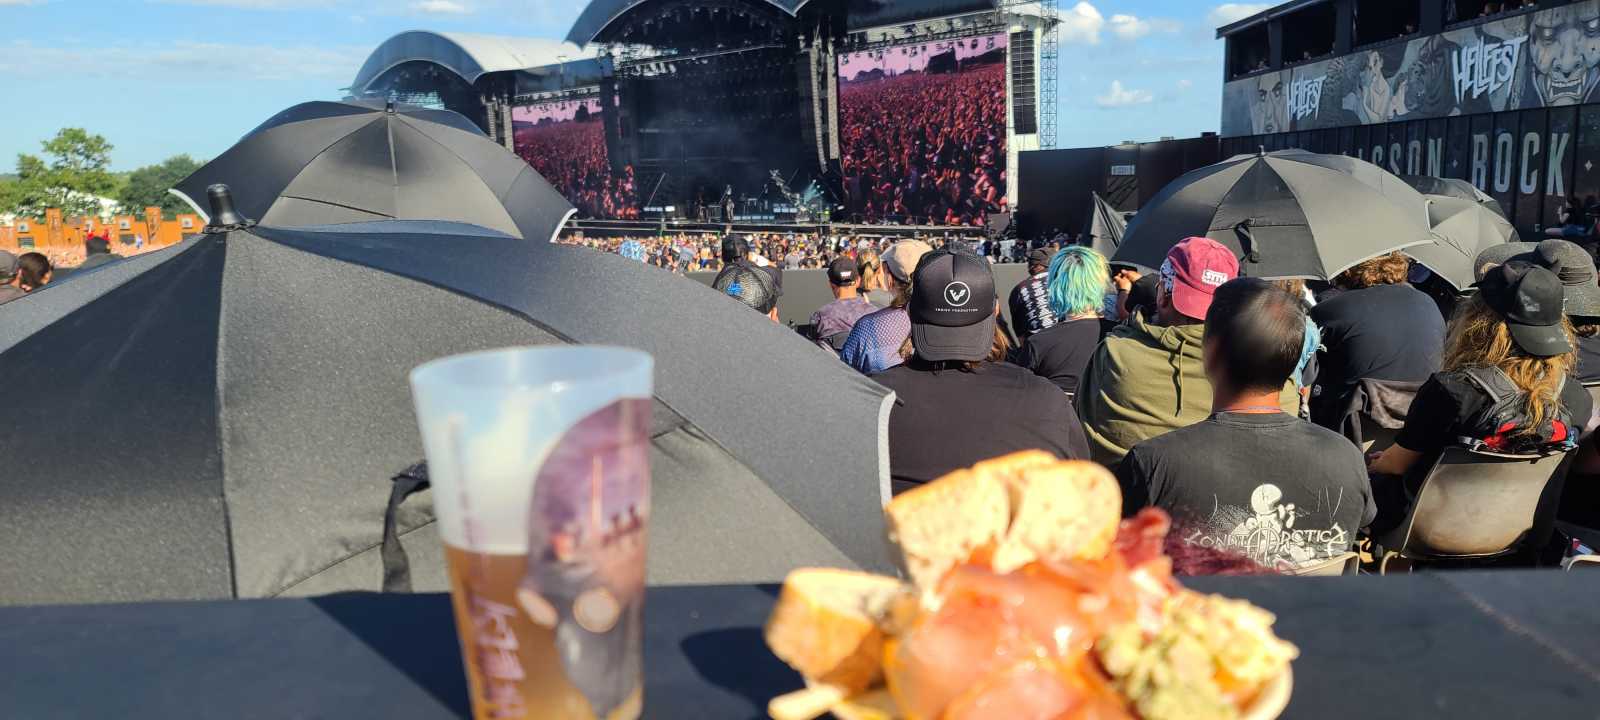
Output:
[1530, 0, 1600, 106]
[1357, 51, 1407, 122]
[1252, 73, 1288, 134]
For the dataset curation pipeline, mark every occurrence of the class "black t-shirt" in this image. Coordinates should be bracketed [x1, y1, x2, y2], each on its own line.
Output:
[1309, 284, 1445, 427]
[1577, 333, 1600, 385]
[1395, 370, 1595, 456]
[1008, 273, 1056, 341]
[1116, 412, 1377, 570]
[876, 361, 1090, 494]
[1016, 317, 1117, 396]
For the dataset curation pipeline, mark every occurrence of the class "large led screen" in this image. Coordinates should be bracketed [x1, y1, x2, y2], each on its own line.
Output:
[838, 32, 1009, 227]
[512, 97, 638, 220]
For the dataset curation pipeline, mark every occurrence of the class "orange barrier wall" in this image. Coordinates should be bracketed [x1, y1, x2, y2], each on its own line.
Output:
[0, 207, 203, 252]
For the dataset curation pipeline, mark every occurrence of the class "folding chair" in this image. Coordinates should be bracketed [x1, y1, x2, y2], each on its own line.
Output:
[1377, 447, 1573, 574]
[1583, 381, 1600, 415]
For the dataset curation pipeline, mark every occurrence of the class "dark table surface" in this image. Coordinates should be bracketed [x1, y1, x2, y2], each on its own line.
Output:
[3, 571, 1600, 719]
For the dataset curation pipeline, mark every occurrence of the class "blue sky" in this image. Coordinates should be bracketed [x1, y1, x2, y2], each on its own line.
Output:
[0, 0, 1272, 171]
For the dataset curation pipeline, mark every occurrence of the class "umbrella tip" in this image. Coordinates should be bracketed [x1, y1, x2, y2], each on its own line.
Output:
[205, 184, 253, 231]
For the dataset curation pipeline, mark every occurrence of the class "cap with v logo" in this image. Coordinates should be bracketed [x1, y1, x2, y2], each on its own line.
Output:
[909, 249, 997, 362]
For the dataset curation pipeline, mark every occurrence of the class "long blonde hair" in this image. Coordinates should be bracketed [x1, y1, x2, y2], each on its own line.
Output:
[1442, 295, 1576, 436]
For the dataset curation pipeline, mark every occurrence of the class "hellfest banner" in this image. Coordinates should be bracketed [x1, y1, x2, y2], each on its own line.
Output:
[1222, 2, 1600, 136]
[1219, 1, 1600, 232]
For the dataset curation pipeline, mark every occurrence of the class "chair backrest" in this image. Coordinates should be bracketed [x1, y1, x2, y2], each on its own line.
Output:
[1388, 447, 1572, 559]
[1289, 551, 1359, 577]
[1584, 382, 1600, 415]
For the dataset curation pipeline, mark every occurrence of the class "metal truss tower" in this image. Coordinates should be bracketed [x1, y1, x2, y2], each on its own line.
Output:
[1038, 0, 1058, 148]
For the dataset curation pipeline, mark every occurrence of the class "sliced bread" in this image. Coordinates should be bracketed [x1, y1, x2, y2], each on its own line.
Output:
[764, 568, 912, 694]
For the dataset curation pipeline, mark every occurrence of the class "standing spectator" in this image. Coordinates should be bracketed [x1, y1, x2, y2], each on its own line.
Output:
[1008, 247, 1058, 341]
[840, 240, 931, 374]
[17, 252, 53, 293]
[75, 234, 124, 275]
[1016, 246, 1117, 397]
[874, 249, 1089, 493]
[811, 257, 877, 352]
[1077, 237, 1298, 467]
[0, 251, 25, 305]
[1117, 279, 1375, 571]
[1308, 252, 1445, 429]
[1369, 263, 1593, 532]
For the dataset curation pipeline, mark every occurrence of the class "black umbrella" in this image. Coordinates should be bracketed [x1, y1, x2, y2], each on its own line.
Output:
[1401, 175, 1505, 218]
[0, 189, 893, 606]
[1113, 151, 1433, 279]
[1406, 195, 1521, 290]
[1083, 191, 1127, 256]
[173, 99, 574, 241]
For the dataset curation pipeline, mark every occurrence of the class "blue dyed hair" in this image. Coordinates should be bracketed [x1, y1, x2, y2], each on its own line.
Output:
[1047, 245, 1111, 318]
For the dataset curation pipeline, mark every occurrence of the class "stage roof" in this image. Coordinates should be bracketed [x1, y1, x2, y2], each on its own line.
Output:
[351, 31, 591, 94]
[564, 0, 999, 46]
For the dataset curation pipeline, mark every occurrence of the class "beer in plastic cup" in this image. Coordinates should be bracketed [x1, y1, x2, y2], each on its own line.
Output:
[410, 347, 653, 720]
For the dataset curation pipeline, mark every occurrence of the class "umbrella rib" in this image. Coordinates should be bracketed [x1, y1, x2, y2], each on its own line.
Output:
[274, 193, 398, 219]
[392, 115, 521, 231]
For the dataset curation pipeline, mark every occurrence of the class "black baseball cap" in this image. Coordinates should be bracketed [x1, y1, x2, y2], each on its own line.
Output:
[827, 257, 858, 286]
[1477, 261, 1571, 358]
[909, 249, 997, 362]
[720, 235, 750, 262]
[1027, 248, 1054, 268]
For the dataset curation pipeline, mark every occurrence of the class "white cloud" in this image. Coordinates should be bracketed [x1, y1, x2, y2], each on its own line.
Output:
[1060, 1, 1105, 45]
[1176, 79, 1194, 90]
[0, 41, 370, 82]
[0, 0, 41, 5]
[412, 0, 468, 13]
[1208, 3, 1273, 28]
[1107, 14, 1182, 41]
[1096, 80, 1154, 108]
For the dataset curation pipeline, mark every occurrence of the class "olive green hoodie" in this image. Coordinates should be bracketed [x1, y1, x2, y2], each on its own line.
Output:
[1076, 313, 1299, 467]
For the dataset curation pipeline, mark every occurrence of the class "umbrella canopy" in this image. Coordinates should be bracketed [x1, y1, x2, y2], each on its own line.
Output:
[1083, 192, 1127, 256]
[1113, 151, 1433, 279]
[1406, 195, 1521, 290]
[1401, 175, 1505, 217]
[173, 99, 574, 241]
[0, 208, 893, 606]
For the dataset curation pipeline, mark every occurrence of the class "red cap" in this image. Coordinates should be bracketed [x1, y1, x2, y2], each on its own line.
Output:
[1164, 237, 1239, 320]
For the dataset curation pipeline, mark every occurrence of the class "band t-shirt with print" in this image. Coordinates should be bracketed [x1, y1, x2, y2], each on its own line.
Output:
[1116, 411, 1376, 571]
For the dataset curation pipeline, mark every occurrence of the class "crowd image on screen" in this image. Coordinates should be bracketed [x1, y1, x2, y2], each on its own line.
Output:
[838, 34, 1008, 228]
[512, 98, 640, 220]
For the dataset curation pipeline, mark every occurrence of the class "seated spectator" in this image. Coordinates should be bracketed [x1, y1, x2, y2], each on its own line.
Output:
[1477, 240, 1600, 384]
[1115, 270, 1159, 323]
[1008, 248, 1058, 341]
[1368, 263, 1593, 532]
[0, 251, 25, 305]
[1077, 237, 1299, 467]
[722, 235, 783, 297]
[875, 249, 1090, 493]
[711, 262, 781, 323]
[857, 250, 894, 307]
[839, 240, 931, 375]
[18, 252, 52, 293]
[1309, 252, 1445, 429]
[1545, 195, 1590, 240]
[811, 258, 877, 352]
[1017, 246, 1117, 397]
[1117, 279, 1375, 571]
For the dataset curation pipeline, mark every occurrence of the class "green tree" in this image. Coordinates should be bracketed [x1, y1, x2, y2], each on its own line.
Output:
[118, 155, 203, 217]
[2, 128, 117, 218]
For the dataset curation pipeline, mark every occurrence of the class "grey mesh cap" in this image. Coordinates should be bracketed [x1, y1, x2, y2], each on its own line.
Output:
[712, 262, 779, 315]
[1475, 240, 1600, 317]
[0, 250, 16, 281]
[909, 249, 997, 362]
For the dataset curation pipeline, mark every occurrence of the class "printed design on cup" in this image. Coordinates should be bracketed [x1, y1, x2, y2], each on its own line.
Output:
[517, 397, 652, 720]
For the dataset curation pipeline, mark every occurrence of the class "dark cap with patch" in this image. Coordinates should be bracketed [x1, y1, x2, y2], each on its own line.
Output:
[827, 257, 858, 286]
[909, 249, 997, 362]
[1478, 261, 1572, 358]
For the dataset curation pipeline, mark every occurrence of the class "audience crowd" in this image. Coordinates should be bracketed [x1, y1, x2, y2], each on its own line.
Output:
[706, 231, 1600, 575]
[838, 64, 1008, 227]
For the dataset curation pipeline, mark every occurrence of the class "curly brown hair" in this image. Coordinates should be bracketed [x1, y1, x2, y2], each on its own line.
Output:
[1335, 251, 1410, 290]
